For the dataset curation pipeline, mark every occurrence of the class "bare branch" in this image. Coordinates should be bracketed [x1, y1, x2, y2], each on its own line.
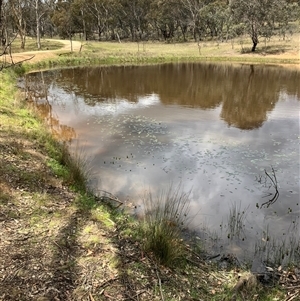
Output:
[0, 35, 34, 71]
[260, 166, 279, 208]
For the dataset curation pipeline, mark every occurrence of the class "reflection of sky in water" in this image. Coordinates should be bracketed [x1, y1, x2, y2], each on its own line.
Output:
[31, 70, 300, 263]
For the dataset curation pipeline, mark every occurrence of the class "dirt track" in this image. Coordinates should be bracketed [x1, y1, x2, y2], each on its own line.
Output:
[7, 39, 82, 64]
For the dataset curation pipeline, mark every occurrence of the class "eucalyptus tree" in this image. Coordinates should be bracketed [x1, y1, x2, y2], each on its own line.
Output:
[180, 0, 205, 42]
[31, 0, 51, 49]
[230, 0, 288, 52]
[119, 0, 151, 41]
[85, 0, 112, 40]
[72, 0, 91, 40]
[0, 0, 2, 41]
[148, 0, 182, 40]
[199, 1, 228, 39]
[0, 0, 5, 46]
[51, 0, 81, 50]
[276, 1, 300, 39]
[9, 0, 30, 49]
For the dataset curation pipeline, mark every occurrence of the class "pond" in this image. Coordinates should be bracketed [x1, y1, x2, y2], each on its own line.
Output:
[25, 63, 300, 265]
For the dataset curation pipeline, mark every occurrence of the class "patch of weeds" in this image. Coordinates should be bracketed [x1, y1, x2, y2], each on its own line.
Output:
[120, 225, 140, 240]
[34, 192, 48, 205]
[91, 206, 115, 228]
[107, 254, 121, 269]
[85, 234, 101, 246]
[0, 192, 11, 204]
[3, 138, 25, 156]
[212, 283, 284, 301]
[113, 211, 141, 240]
[39, 134, 62, 159]
[47, 157, 69, 179]
[30, 210, 49, 226]
[13, 64, 26, 76]
[18, 170, 44, 187]
[48, 217, 64, 230]
[141, 185, 192, 266]
[75, 193, 96, 212]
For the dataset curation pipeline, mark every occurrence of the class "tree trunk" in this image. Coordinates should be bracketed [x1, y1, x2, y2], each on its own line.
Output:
[251, 24, 258, 52]
[0, 0, 2, 46]
[69, 32, 73, 52]
[81, 8, 86, 41]
[35, 0, 41, 50]
[251, 36, 258, 52]
[251, 42, 257, 52]
[20, 31, 26, 49]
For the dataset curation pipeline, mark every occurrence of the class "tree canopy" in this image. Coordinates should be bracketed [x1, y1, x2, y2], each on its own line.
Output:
[0, 0, 299, 51]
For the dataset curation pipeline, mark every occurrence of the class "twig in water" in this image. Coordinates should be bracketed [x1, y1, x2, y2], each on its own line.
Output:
[260, 167, 279, 208]
[96, 189, 123, 208]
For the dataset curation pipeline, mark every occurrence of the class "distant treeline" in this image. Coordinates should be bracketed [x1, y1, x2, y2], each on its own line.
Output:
[1, 0, 300, 51]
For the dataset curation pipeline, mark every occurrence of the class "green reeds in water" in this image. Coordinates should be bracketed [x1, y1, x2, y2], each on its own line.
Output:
[255, 222, 300, 266]
[227, 202, 249, 240]
[141, 185, 192, 266]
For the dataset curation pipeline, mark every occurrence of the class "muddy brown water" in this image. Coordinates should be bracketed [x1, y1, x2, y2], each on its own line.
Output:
[25, 63, 300, 265]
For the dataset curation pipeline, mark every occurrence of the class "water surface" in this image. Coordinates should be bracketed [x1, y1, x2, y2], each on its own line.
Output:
[25, 63, 300, 264]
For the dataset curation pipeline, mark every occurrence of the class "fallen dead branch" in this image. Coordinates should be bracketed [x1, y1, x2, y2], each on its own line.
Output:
[95, 189, 123, 208]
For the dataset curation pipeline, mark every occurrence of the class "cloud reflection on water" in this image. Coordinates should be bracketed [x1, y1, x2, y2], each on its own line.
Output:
[25, 63, 300, 263]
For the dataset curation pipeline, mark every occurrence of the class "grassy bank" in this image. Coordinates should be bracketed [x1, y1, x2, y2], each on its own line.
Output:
[1, 41, 299, 300]
[8, 33, 297, 73]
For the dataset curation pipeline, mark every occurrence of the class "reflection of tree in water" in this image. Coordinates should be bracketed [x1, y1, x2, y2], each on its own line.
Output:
[26, 64, 300, 130]
[25, 72, 76, 141]
[221, 65, 275, 130]
[220, 65, 300, 130]
[35, 102, 76, 141]
[54, 63, 225, 109]
[152, 63, 223, 109]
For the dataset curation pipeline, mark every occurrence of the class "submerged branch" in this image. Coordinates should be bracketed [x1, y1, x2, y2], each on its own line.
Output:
[260, 167, 279, 208]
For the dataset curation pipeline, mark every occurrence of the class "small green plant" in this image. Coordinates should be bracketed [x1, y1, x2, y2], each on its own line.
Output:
[13, 64, 26, 76]
[141, 185, 192, 266]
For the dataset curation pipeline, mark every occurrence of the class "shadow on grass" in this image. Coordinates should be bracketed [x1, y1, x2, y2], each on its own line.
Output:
[241, 44, 293, 55]
[47, 211, 83, 300]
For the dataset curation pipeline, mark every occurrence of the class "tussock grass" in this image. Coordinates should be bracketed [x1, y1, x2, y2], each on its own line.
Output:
[59, 143, 92, 192]
[141, 185, 192, 266]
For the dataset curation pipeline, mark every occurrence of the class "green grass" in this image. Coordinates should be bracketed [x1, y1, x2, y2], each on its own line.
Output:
[10, 38, 64, 53]
[21, 32, 300, 73]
